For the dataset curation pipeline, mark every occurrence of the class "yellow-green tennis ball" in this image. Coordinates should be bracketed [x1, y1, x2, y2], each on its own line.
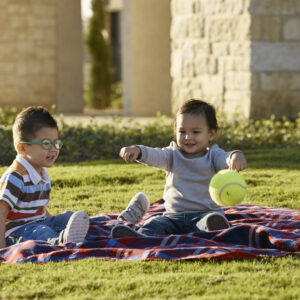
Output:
[209, 169, 246, 206]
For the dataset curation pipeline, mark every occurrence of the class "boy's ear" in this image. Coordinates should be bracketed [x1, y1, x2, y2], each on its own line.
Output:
[209, 129, 217, 141]
[16, 143, 26, 154]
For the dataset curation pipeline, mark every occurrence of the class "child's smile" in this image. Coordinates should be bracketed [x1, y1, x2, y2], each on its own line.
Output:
[182, 142, 197, 150]
[176, 113, 216, 158]
[46, 153, 57, 163]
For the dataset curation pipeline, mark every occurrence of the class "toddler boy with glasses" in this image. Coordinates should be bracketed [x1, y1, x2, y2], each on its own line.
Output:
[0, 106, 89, 249]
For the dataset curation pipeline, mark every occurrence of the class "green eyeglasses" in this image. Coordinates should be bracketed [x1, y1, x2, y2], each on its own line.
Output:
[21, 138, 63, 150]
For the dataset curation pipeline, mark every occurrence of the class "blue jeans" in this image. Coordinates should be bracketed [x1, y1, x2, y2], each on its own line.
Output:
[137, 211, 225, 236]
[6, 211, 75, 246]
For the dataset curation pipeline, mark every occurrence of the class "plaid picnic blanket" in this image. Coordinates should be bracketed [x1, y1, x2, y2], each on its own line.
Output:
[0, 199, 299, 263]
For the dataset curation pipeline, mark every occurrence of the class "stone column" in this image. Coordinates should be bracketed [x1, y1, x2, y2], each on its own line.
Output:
[56, 0, 84, 113]
[122, 0, 172, 116]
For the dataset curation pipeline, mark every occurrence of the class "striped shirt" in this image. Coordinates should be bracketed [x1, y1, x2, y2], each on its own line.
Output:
[0, 155, 51, 237]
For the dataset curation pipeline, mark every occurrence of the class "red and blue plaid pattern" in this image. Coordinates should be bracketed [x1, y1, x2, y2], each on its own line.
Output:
[0, 199, 299, 263]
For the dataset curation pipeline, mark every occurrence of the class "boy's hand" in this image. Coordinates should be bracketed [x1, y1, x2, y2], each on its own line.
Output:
[119, 146, 141, 163]
[229, 151, 247, 172]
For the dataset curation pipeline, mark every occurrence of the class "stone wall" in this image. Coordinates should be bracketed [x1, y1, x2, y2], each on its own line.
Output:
[249, 0, 300, 118]
[0, 0, 83, 113]
[171, 0, 300, 119]
[0, 0, 56, 108]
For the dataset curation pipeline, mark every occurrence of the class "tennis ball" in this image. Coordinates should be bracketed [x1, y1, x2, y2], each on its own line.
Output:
[209, 169, 246, 206]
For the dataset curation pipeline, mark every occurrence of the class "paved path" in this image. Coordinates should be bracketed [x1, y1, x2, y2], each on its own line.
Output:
[56, 112, 172, 127]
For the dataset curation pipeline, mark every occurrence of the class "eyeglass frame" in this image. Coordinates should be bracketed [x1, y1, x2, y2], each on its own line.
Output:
[21, 138, 63, 150]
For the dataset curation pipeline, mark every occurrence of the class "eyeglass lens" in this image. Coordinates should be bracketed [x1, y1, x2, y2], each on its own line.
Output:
[41, 139, 62, 150]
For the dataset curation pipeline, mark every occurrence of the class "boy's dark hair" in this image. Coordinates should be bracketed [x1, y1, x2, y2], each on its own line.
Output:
[13, 106, 58, 149]
[175, 99, 218, 131]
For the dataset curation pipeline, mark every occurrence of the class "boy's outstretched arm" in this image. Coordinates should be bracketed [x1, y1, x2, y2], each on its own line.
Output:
[229, 152, 247, 171]
[120, 146, 141, 163]
[0, 201, 10, 249]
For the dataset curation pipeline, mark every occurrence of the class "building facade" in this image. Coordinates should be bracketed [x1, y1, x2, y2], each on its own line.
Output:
[122, 0, 300, 118]
[1, 0, 299, 118]
[0, 0, 83, 113]
[170, 0, 300, 118]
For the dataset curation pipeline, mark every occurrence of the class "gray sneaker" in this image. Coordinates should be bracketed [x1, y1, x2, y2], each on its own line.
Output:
[197, 213, 230, 232]
[111, 224, 146, 238]
[59, 211, 90, 244]
[118, 192, 150, 224]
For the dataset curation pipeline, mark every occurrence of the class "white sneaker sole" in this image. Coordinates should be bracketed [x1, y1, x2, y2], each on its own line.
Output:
[206, 213, 230, 231]
[63, 211, 90, 243]
[119, 192, 150, 224]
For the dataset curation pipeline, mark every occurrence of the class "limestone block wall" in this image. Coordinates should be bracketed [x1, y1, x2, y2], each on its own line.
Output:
[171, 0, 300, 119]
[0, 0, 83, 113]
[0, 0, 56, 108]
[171, 0, 252, 116]
[249, 0, 300, 118]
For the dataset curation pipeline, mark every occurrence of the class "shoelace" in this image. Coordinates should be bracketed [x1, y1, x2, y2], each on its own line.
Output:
[126, 206, 142, 219]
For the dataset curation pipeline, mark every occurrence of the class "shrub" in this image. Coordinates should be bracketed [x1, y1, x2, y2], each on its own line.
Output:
[0, 106, 19, 126]
[216, 114, 300, 149]
[0, 126, 14, 165]
[0, 112, 299, 166]
[58, 114, 173, 162]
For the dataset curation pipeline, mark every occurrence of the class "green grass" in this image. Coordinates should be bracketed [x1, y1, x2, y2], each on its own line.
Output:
[0, 148, 299, 300]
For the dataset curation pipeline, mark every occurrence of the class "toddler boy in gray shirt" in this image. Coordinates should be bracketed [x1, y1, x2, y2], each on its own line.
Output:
[112, 99, 247, 238]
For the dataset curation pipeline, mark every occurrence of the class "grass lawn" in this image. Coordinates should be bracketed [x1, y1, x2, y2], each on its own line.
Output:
[0, 148, 299, 299]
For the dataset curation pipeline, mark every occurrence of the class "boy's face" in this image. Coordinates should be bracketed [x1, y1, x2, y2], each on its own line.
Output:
[18, 127, 60, 174]
[176, 113, 216, 158]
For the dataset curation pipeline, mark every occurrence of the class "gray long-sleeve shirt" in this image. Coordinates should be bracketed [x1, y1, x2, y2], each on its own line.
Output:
[138, 142, 234, 213]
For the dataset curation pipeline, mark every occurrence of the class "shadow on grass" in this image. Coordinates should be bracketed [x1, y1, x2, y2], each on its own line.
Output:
[244, 148, 300, 170]
[55, 148, 300, 170]
[56, 159, 125, 166]
[52, 174, 141, 188]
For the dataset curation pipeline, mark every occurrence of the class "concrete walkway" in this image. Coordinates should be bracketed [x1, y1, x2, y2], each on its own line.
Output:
[56, 109, 172, 127]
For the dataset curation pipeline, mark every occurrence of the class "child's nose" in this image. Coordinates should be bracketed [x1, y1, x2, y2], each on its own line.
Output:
[185, 133, 192, 139]
[49, 146, 59, 152]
